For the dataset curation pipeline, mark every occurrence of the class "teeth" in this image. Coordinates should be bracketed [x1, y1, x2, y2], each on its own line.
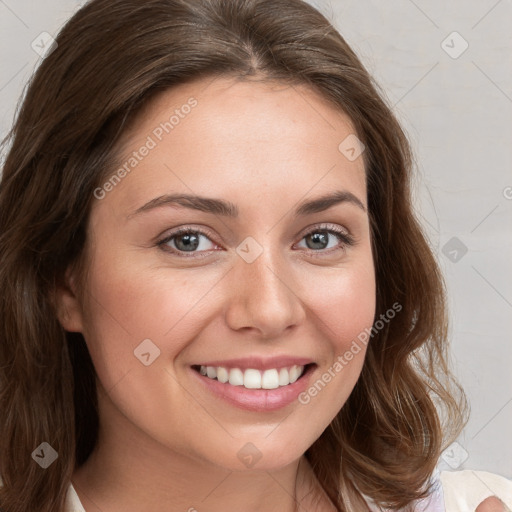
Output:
[278, 367, 290, 386]
[244, 369, 261, 389]
[217, 366, 229, 383]
[228, 368, 244, 386]
[261, 369, 279, 389]
[198, 365, 305, 389]
[289, 365, 301, 383]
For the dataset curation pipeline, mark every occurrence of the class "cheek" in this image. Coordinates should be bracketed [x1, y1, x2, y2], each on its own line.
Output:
[78, 258, 231, 450]
[80, 249, 230, 386]
[306, 259, 376, 354]
[295, 258, 376, 419]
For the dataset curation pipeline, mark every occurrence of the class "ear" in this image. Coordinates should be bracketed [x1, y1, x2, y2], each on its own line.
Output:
[53, 265, 85, 333]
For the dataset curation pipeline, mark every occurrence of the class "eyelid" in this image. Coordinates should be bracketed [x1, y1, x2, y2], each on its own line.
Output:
[167, 225, 218, 242]
[295, 222, 351, 240]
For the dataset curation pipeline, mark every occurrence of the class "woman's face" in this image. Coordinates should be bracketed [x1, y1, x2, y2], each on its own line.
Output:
[60, 76, 376, 471]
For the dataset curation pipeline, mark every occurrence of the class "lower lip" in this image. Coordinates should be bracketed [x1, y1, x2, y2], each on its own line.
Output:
[190, 365, 315, 412]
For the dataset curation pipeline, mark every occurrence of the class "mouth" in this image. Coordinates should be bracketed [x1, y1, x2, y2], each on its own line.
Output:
[191, 363, 315, 390]
[189, 354, 318, 411]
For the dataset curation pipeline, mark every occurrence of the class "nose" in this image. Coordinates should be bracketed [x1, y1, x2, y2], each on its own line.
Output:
[224, 247, 306, 339]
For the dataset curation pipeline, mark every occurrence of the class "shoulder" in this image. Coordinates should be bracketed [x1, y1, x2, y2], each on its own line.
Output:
[439, 470, 512, 512]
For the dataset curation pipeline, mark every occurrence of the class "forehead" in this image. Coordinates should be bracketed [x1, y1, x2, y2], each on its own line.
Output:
[97, 76, 367, 217]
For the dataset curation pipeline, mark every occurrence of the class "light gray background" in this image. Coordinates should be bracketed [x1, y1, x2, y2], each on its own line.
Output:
[1, 0, 510, 478]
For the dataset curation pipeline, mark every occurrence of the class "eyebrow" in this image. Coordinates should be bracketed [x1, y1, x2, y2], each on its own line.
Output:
[126, 189, 366, 220]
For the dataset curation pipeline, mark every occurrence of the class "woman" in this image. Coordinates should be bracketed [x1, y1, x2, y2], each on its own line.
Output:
[0, 0, 510, 511]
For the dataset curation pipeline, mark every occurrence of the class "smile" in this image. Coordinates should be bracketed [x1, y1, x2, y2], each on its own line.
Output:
[197, 364, 305, 389]
[190, 362, 315, 411]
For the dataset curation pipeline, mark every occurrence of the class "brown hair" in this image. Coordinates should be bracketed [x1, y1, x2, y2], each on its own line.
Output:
[0, 0, 468, 510]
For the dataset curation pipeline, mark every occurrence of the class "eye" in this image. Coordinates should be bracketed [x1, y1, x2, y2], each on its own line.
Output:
[295, 224, 354, 256]
[157, 227, 219, 257]
[156, 223, 355, 259]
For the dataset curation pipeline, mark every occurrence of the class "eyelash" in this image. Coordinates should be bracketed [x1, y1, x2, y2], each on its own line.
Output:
[156, 224, 355, 259]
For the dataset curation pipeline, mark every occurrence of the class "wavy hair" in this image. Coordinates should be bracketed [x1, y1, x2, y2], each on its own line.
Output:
[0, 0, 468, 510]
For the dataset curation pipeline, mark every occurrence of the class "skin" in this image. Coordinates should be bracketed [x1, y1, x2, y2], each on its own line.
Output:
[475, 497, 508, 512]
[56, 76, 378, 511]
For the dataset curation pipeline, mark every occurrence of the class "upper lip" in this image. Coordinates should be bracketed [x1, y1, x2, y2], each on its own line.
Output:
[193, 356, 314, 371]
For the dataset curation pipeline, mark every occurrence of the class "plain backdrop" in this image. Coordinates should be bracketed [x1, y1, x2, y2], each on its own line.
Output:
[0, 0, 510, 478]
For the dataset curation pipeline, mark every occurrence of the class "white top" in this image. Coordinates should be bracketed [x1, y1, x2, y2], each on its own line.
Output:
[364, 469, 512, 511]
[0, 468, 509, 511]
[62, 469, 512, 511]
